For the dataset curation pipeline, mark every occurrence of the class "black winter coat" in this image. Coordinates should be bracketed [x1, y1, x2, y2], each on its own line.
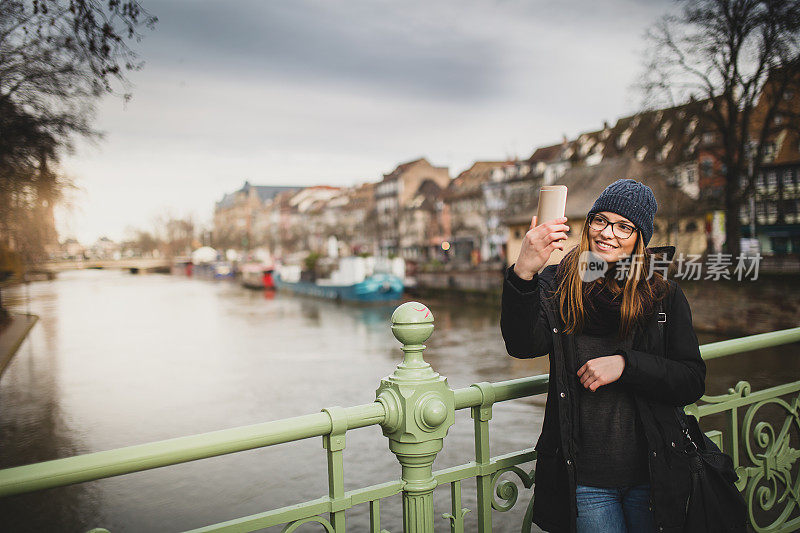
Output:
[500, 254, 706, 533]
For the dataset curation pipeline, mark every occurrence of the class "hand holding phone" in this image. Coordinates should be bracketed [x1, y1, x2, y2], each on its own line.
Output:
[513, 186, 569, 279]
[513, 215, 570, 280]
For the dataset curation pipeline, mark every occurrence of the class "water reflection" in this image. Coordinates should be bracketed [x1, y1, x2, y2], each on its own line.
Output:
[0, 285, 103, 530]
[0, 270, 796, 532]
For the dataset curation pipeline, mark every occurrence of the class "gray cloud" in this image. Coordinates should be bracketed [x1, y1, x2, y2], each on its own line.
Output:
[145, 0, 505, 100]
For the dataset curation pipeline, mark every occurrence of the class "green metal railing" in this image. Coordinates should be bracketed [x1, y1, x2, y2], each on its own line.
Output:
[1, 301, 799, 532]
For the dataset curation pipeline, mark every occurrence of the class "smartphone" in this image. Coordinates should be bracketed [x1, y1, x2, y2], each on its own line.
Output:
[537, 185, 568, 228]
[536, 185, 568, 272]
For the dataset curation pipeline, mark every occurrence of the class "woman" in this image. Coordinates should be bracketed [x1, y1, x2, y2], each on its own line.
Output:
[501, 179, 706, 533]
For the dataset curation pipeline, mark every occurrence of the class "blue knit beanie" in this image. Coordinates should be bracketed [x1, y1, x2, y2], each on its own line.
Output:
[587, 179, 658, 246]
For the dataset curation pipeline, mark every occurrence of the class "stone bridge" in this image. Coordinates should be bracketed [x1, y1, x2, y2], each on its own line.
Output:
[34, 258, 172, 276]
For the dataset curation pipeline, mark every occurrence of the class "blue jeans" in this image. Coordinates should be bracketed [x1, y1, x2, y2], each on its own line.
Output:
[576, 484, 656, 533]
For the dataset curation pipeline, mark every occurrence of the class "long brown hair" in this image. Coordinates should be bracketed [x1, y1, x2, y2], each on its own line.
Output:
[549, 216, 670, 340]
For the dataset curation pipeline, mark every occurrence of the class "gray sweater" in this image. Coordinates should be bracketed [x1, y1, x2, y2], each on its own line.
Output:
[574, 331, 650, 488]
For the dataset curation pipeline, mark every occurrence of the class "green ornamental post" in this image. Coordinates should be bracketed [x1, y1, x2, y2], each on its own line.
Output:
[376, 302, 455, 533]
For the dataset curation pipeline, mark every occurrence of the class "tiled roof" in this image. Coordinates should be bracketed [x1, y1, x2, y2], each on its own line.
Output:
[252, 185, 303, 203]
[599, 98, 721, 166]
[773, 129, 800, 164]
[528, 143, 565, 163]
[382, 157, 429, 180]
[503, 156, 704, 226]
[216, 182, 302, 209]
[405, 179, 443, 211]
[444, 161, 507, 200]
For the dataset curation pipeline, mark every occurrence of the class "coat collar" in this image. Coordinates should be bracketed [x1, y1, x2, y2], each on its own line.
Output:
[645, 245, 677, 263]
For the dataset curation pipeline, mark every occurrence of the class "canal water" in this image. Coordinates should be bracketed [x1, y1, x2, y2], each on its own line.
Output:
[1, 269, 798, 532]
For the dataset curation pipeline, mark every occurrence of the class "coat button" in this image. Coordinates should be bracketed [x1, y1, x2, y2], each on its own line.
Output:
[553, 327, 559, 333]
[566, 459, 573, 466]
[560, 392, 566, 398]
[671, 441, 676, 448]
[652, 451, 657, 457]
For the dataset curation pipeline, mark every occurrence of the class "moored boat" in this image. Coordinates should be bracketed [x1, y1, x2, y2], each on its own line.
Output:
[240, 263, 275, 290]
[171, 257, 193, 276]
[275, 256, 404, 302]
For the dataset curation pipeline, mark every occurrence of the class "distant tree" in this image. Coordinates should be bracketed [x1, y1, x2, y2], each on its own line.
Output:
[640, 0, 800, 257]
[121, 227, 159, 257]
[211, 226, 242, 253]
[158, 214, 195, 258]
[0, 100, 62, 255]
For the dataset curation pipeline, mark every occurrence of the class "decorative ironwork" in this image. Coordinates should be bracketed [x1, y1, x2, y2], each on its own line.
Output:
[735, 393, 800, 532]
[282, 516, 335, 532]
[490, 466, 534, 512]
[489, 464, 537, 532]
[701, 380, 752, 405]
[441, 480, 470, 533]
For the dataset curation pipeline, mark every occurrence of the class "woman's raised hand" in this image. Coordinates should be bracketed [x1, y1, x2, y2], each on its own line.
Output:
[512, 215, 570, 280]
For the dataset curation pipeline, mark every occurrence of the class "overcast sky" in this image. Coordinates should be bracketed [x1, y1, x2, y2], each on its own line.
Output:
[58, 0, 678, 244]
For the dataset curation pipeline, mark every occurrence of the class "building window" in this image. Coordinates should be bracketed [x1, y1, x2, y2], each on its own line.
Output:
[617, 129, 632, 149]
[586, 152, 603, 166]
[767, 171, 778, 191]
[767, 202, 778, 224]
[702, 132, 715, 145]
[781, 199, 795, 224]
[764, 143, 776, 162]
[580, 138, 595, 156]
[771, 236, 788, 254]
[701, 158, 713, 177]
[739, 204, 750, 224]
[686, 166, 696, 184]
[659, 121, 671, 140]
[756, 201, 767, 224]
[775, 114, 784, 126]
[685, 137, 699, 157]
[783, 169, 795, 191]
[756, 172, 765, 189]
[659, 141, 673, 161]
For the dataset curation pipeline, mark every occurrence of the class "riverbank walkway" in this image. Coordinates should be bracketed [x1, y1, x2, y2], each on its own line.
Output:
[0, 313, 38, 376]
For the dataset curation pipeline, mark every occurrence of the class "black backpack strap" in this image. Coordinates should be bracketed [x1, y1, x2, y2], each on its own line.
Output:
[655, 279, 675, 345]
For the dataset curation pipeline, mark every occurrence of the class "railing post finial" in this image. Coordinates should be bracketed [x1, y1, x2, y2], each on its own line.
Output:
[376, 302, 455, 532]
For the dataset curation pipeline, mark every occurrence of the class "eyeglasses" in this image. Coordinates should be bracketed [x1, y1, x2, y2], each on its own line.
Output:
[588, 214, 637, 239]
